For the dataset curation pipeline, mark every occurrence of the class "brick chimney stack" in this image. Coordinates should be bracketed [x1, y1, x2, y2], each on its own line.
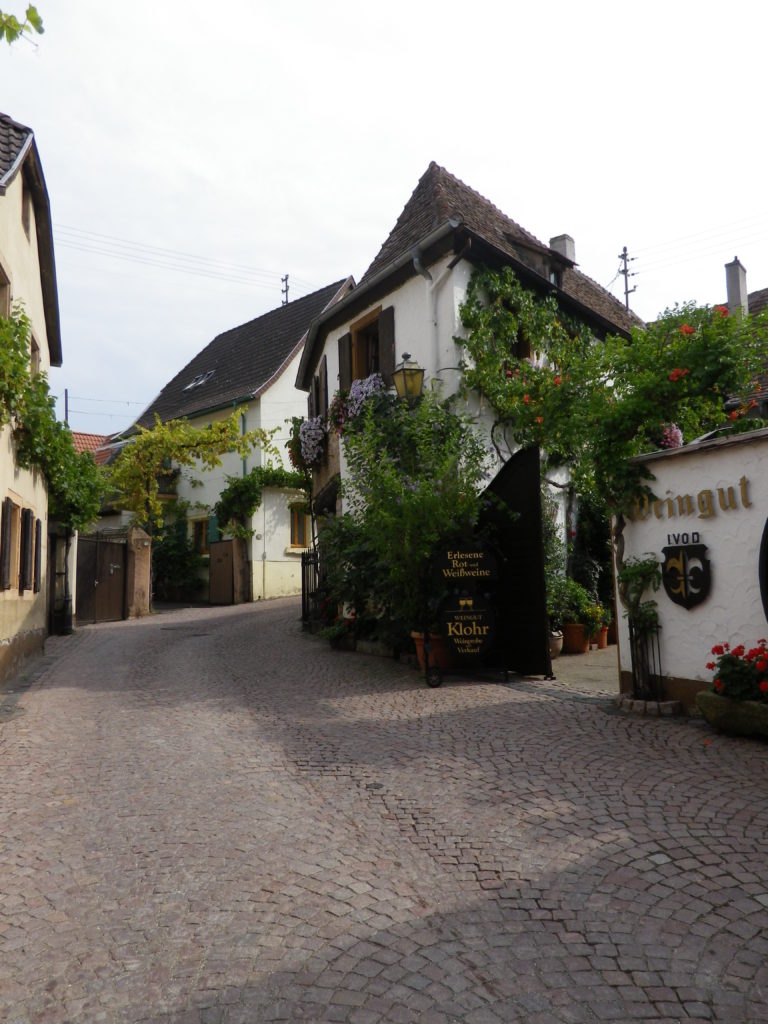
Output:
[549, 234, 576, 263]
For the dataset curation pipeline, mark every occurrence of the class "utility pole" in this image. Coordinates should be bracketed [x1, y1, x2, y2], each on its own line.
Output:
[281, 274, 289, 305]
[618, 246, 636, 310]
[64, 387, 68, 425]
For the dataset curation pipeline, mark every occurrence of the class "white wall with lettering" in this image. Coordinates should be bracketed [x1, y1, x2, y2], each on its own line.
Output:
[615, 428, 768, 687]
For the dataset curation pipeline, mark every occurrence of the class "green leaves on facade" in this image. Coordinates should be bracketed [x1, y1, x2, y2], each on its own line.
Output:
[214, 465, 308, 539]
[457, 266, 768, 513]
[1, 309, 102, 532]
[107, 416, 279, 536]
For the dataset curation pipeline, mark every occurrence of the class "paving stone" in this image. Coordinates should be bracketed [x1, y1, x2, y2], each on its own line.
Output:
[0, 600, 766, 1022]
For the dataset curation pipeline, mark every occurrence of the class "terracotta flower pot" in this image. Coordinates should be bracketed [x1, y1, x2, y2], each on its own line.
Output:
[562, 622, 589, 655]
[410, 631, 456, 672]
[595, 625, 609, 650]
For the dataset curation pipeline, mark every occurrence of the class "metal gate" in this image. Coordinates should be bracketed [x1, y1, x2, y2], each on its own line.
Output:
[76, 537, 126, 623]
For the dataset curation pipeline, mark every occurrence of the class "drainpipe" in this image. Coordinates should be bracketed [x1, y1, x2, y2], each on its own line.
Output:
[262, 501, 267, 599]
[412, 229, 471, 389]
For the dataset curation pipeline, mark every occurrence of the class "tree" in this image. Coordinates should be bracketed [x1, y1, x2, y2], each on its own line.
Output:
[457, 265, 768, 607]
[0, 5, 43, 44]
[107, 414, 279, 538]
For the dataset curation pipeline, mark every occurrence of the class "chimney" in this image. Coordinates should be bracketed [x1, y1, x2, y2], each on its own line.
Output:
[549, 234, 576, 263]
[725, 256, 748, 316]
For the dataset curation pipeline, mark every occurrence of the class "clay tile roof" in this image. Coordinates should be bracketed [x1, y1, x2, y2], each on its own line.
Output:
[360, 162, 641, 336]
[71, 432, 110, 455]
[749, 288, 768, 317]
[135, 278, 352, 429]
[71, 432, 115, 465]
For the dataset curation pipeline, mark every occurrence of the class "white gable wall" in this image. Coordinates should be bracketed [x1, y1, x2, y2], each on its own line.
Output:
[173, 345, 310, 601]
[615, 430, 768, 705]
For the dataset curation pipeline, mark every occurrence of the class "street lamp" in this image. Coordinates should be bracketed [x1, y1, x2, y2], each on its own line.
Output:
[393, 352, 424, 401]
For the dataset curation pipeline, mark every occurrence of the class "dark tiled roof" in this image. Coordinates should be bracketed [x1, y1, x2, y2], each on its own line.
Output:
[0, 111, 62, 367]
[0, 112, 32, 184]
[135, 279, 352, 428]
[749, 288, 768, 316]
[360, 162, 641, 335]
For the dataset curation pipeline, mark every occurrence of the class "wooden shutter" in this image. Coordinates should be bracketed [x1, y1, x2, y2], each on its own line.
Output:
[20, 507, 34, 592]
[207, 515, 220, 545]
[318, 355, 328, 417]
[338, 333, 352, 391]
[33, 518, 42, 593]
[0, 498, 11, 590]
[378, 306, 396, 385]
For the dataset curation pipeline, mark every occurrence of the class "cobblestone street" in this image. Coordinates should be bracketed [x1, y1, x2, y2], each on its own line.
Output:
[1, 598, 767, 1023]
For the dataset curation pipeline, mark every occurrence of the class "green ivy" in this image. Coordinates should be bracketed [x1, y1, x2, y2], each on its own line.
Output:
[457, 266, 768, 513]
[1, 309, 103, 531]
[214, 465, 308, 539]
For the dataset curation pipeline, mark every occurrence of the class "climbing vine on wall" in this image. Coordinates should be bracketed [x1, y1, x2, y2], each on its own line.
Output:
[0, 309, 103, 531]
[214, 465, 308, 539]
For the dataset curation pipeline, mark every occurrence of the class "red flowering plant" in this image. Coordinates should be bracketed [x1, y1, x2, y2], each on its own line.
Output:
[707, 640, 768, 700]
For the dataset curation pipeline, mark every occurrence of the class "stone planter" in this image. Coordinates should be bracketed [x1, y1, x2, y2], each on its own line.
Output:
[696, 691, 768, 739]
[562, 622, 589, 655]
[549, 631, 564, 659]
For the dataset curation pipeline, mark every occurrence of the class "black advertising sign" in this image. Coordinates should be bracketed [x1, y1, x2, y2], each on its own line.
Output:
[436, 543, 498, 661]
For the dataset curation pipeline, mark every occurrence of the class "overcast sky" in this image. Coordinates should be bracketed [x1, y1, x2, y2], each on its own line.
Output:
[3, 0, 767, 435]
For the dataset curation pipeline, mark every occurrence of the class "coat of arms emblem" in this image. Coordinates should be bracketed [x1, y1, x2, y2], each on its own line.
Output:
[661, 544, 711, 609]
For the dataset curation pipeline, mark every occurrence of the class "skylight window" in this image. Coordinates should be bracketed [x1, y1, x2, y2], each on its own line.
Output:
[184, 369, 215, 390]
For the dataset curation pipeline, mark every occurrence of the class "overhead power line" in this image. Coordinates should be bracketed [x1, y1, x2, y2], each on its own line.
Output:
[53, 223, 318, 294]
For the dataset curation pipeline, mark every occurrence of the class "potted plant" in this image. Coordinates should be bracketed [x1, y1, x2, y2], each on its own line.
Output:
[697, 640, 768, 737]
[550, 576, 592, 655]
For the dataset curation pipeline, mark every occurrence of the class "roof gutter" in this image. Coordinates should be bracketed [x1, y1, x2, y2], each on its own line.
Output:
[297, 217, 461, 390]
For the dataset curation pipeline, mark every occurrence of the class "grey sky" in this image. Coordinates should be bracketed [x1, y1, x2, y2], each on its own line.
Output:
[4, 0, 767, 435]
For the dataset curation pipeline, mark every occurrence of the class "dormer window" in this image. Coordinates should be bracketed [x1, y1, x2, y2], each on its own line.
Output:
[183, 369, 215, 390]
[549, 269, 562, 288]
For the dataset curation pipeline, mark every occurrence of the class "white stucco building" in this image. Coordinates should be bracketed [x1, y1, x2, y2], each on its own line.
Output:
[0, 112, 62, 682]
[131, 278, 352, 602]
[295, 163, 640, 674]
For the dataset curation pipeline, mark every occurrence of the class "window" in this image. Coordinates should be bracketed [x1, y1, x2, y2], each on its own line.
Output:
[21, 176, 31, 240]
[290, 506, 308, 548]
[183, 369, 215, 391]
[30, 336, 40, 376]
[1, 498, 21, 591]
[192, 518, 209, 555]
[0, 263, 9, 317]
[338, 306, 395, 391]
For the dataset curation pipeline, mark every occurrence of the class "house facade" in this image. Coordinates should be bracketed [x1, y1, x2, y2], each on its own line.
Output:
[133, 278, 352, 602]
[0, 112, 62, 681]
[297, 163, 640, 520]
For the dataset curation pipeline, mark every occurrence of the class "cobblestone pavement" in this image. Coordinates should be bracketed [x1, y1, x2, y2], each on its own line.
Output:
[1, 599, 767, 1024]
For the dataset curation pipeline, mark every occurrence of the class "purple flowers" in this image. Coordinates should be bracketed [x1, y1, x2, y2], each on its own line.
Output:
[346, 373, 385, 419]
[299, 415, 326, 465]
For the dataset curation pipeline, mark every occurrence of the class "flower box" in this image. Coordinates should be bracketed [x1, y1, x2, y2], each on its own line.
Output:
[696, 691, 768, 739]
